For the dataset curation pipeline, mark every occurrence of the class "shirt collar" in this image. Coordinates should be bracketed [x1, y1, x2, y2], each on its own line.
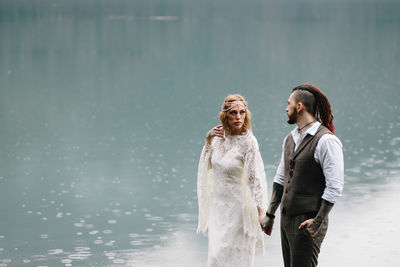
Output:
[291, 121, 321, 139]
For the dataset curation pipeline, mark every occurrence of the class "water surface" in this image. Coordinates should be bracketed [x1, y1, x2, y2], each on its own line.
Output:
[0, 0, 399, 266]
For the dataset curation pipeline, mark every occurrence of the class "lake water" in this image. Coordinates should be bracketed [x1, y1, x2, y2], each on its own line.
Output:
[1, 0, 399, 266]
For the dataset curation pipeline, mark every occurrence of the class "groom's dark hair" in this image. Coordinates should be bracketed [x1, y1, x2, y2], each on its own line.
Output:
[292, 84, 335, 133]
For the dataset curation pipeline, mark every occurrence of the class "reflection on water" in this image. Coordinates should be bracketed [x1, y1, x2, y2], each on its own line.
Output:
[0, 0, 399, 266]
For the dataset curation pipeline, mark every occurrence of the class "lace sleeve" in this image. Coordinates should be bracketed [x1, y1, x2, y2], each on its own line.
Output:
[244, 136, 268, 212]
[196, 142, 215, 234]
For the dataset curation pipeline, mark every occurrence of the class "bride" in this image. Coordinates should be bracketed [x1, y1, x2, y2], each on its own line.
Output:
[197, 94, 268, 267]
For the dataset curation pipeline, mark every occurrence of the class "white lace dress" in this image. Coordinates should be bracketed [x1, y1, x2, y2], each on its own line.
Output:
[197, 131, 268, 267]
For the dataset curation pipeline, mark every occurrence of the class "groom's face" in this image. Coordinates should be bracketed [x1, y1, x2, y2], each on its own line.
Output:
[286, 93, 298, 124]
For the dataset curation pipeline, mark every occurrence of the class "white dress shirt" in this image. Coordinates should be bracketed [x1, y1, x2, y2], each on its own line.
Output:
[274, 121, 344, 203]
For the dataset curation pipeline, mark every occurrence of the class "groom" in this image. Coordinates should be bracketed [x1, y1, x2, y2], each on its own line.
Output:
[261, 84, 344, 267]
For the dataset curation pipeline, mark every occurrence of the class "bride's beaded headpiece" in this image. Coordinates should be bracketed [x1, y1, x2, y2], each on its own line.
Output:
[222, 100, 247, 112]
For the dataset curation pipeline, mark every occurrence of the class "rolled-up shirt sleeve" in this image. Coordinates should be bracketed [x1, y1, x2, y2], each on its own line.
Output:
[315, 134, 344, 203]
[274, 135, 287, 186]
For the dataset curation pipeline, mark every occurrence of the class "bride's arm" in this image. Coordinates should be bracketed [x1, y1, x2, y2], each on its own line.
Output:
[246, 136, 268, 222]
[197, 125, 223, 234]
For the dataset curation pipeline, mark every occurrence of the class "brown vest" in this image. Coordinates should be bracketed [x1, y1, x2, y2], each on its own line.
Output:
[281, 125, 332, 216]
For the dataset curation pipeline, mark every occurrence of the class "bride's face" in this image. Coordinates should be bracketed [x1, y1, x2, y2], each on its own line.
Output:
[226, 105, 246, 135]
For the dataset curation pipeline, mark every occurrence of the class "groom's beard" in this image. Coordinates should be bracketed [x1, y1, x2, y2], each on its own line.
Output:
[287, 109, 298, 124]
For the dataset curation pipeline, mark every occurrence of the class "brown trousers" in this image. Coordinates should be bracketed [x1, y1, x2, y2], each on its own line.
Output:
[280, 210, 328, 267]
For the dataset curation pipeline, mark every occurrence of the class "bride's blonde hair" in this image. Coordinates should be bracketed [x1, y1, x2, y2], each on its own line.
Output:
[219, 94, 252, 133]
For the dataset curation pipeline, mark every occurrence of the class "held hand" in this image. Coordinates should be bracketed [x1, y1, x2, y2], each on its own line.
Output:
[258, 211, 265, 224]
[260, 216, 274, 236]
[298, 218, 320, 238]
[206, 125, 224, 143]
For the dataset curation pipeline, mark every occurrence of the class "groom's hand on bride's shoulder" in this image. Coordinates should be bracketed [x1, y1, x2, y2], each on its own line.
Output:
[260, 216, 274, 236]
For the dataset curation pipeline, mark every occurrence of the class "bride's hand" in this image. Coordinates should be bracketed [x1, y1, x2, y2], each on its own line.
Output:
[206, 125, 224, 144]
[258, 209, 266, 223]
[258, 214, 265, 223]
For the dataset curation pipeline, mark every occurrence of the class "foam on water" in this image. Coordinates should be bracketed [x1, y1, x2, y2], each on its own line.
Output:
[319, 181, 400, 266]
